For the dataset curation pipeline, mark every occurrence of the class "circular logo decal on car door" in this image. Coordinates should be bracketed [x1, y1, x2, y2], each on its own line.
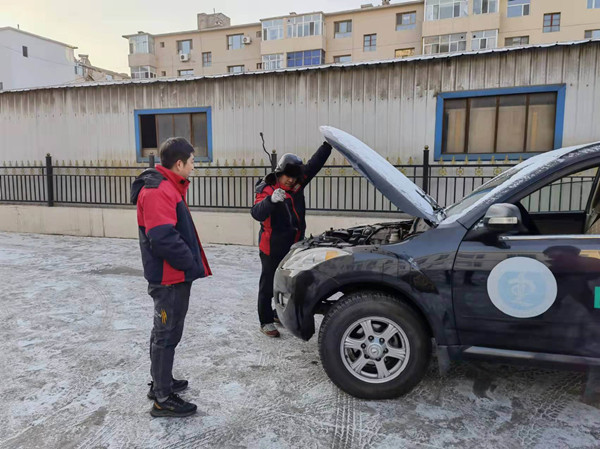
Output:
[486, 257, 557, 318]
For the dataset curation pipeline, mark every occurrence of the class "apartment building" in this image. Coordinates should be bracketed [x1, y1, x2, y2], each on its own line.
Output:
[0, 27, 128, 91]
[123, 0, 600, 79]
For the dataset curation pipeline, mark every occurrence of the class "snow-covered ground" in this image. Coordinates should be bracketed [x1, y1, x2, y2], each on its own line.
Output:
[1, 232, 599, 449]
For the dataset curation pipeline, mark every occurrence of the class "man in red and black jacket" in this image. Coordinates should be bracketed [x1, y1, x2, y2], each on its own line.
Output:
[131, 137, 212, 418]
[251, 142, 331, 337]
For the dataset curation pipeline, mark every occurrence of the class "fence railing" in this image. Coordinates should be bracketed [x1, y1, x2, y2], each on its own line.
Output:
[0, 151, 593, 214]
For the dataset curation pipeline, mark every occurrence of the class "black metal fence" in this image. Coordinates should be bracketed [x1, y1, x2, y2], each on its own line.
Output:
[0, 151, 594, 214]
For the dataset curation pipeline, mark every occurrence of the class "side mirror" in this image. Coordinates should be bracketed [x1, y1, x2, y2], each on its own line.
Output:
[483, 203, 522, 233]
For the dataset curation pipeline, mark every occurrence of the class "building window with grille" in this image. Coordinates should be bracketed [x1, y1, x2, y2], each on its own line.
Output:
[202, 52, 212, 67]
[436, 87, 565, 160]
[131, 66, 157, 79]
[227, 34, 244, 50]
[287, 14, 323, 38]
[543, 13, 560, 33]
[262, 19, 284, 40]
[129, 35, 155, 54]
[287, 50, 324, 67]
[423, 33, 466, 54]
[396, 12, 417, 31]
[474, 0, 498, 14]
[363, 34, 377, 51]
[262, 53, 284, 70]
[471, 30, 497, 50]
[334, 20, 352, 38]
[178, 69, 194, 77]
[177, 40, 193, 54]
[333, 55, 352, 63]
[505, 36, 529, 46]
[135, 108, 212, 162]
[425, 0, 468, 21]
[585, 29, 600, 38]
[588, 0, 600, 8]
[228, 65, 245, 73]
[395, 48, 415, 58]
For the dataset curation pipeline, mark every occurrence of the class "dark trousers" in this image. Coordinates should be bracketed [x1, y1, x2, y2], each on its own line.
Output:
[148, 282, 191, 399]
[258, 251, 285, 325]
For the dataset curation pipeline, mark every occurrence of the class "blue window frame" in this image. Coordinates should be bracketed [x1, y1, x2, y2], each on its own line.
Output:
[434, 85, 566, 161]
[286, 50, 324, 68]
[134, 107, 213, 163]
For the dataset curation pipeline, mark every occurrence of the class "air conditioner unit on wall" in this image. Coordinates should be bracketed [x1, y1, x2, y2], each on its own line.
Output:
[242, 36, 252, 44]
[179, 53, 190, 62]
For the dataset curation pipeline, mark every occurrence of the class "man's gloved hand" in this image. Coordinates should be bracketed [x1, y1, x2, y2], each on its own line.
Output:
[271, 188, 286, 203]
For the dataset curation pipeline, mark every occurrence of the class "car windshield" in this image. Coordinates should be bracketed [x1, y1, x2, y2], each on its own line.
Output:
[443, 164, 527, 219]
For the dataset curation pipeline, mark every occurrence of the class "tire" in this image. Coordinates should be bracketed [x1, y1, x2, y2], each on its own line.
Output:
[318, 290, 430, 399]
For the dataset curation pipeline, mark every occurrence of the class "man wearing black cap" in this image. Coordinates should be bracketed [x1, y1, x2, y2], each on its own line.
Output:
[251, 142, 332, 337]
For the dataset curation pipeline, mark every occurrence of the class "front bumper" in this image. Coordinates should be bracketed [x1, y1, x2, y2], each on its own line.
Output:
[274, 266, 339, 341]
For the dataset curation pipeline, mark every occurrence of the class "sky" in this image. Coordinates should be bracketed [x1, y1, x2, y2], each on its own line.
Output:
[2, 0, 409, 75]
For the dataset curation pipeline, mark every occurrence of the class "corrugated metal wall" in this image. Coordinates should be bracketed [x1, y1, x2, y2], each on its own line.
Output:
[1, 42, 599, 163]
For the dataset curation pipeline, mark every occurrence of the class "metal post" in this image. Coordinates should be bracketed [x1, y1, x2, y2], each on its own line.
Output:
[149, 153, 156, 168]
[270, 150, 277, 172]
[422, 145, 430, 194]
[45, 153, 54, 207]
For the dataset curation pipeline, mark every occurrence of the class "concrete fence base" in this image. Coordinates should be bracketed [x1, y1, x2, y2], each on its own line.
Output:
[0, 205, 404, 245]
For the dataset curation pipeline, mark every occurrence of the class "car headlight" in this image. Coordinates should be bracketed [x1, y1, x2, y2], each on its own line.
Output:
[281, 247, 350, 275]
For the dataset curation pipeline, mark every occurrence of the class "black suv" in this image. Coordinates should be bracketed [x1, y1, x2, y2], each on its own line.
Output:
[275, 126, 600, 399]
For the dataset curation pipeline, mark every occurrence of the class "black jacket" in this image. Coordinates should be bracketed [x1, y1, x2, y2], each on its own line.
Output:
[251, 142, 332, 258]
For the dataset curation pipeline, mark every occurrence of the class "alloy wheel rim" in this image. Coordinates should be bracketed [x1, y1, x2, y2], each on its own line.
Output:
[339, 316, 410, 384]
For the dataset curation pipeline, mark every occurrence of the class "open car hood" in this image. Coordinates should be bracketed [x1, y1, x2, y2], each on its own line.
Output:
[320, 126, 443, 225]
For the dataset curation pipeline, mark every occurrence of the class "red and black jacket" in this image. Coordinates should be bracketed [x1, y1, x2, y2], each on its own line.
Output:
[251, 142, 331, 258]
[131, 165, 212, 285]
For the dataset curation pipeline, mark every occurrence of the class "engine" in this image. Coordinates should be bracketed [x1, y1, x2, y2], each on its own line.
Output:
[305, 221, 414, 248]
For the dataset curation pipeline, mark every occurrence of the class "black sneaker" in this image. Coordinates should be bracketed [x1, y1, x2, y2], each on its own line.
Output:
[150, 393, 197, 418]
[147, 379, 189, 400]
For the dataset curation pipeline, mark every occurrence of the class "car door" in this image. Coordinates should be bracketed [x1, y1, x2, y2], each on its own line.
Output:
[452, 167, 600, 358]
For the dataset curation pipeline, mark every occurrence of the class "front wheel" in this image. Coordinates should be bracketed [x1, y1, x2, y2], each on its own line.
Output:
[318, 291, 430, 399]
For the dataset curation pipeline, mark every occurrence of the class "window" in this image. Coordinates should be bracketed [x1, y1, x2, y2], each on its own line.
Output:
[425, 0, 468, 21]
[543, 13, 560, 33]
[287, 14, 323, 38]
[333, 55, 352, 63]
[0, 82, 3, 91]
[160, 42, 165, 48]
[129, 35, 155, 54]
[262, 19, 284, 41]
[507, 0, 530, 17]
[395, 48, 415, 58]
[161, 71, 166, 77]
[135, 108, 212, 161]
[437, 88, 565, 159]
[262, 53, 284, 70]
[505, 36, 529, 46]
[588, 0, 600, 8]
[423, 33, 466, 54]
[287, 50, 324, 67]
[585, 30, 600, 39]
[227, 34, 244, 50]
[22, 46, 28, 57]
[178, 69, 194, 77]
[177, 40, 193, 54]
[74, 64, 85, 76]
[474, 0, 498, 14]
[131, 66, 157, 79]
[202, 52, 212, 67]
[364, 34, 377, 51]
[334, 20, 352, 38]
[471, 30, 497, 50]
[396, 12, 417, 30]
[228, 65, 245, 73]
